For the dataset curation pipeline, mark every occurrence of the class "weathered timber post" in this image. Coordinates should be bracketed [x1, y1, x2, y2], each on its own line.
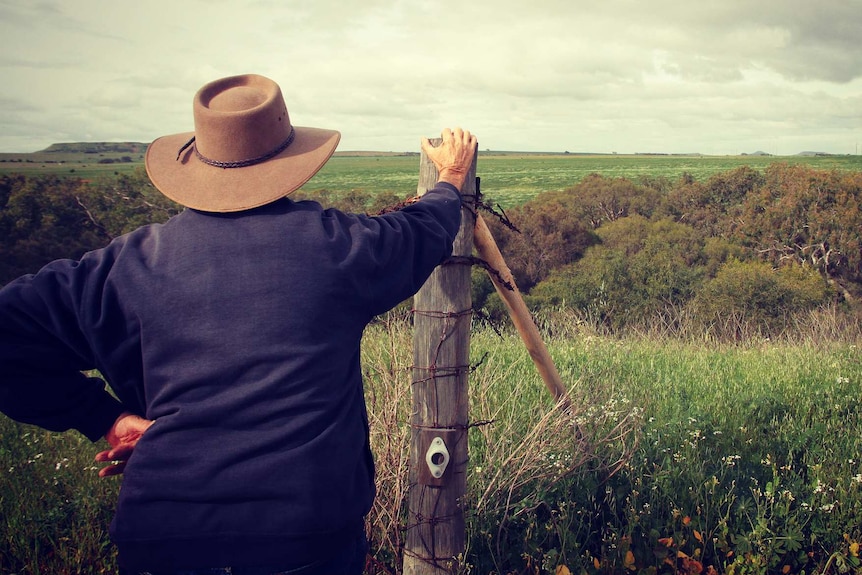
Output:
[403, 139, 477, 575]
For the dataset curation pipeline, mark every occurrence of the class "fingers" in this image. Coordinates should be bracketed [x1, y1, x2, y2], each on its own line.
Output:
[420, 137, 434, 155]
[95, 443, 134, 462]
[95, 443, 135, 478]
[421, 127, 477, 190]
[421, 128, 476, 149]
[98, 461, 127, 478]
[441, 127, 474, 146]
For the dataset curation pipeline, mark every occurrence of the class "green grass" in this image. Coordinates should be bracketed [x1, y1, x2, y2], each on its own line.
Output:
[458, 329, 862, 575]
[0, 422, 120, 574]
[4, 321, 861, 574]
[302, 153, 862, 208]
[0, 159, 143, 179]
[4, 151, 861, 208]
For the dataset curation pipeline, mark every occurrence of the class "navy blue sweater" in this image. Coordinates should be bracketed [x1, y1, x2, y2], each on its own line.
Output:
[0, 183, 462, 570]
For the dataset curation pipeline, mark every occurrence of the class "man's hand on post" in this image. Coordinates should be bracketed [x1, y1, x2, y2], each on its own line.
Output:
[95, 411, 154, 477]
[421, 127, 478, 192]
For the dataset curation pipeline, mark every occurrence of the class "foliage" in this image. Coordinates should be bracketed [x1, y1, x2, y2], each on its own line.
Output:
[732, 164, 862, 302]
[74, 169, 181, 237]
[527, 217, 711, 329]
[0, 174, 107, 284]
[470, 162, 862, 337]
[483, 196, 600, 292]
[4, 160, 862, 337]
[293, 187, 405, 215]
[0, 170, 179, 286]
[2, 154, 862, 574]
[661, 166, 764, 238]
[691, 259, 834, 339]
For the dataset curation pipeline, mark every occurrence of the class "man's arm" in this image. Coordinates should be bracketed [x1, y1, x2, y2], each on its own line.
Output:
[0, 261, 127, 441]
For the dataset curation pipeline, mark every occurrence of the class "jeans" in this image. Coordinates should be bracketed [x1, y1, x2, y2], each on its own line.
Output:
[120, 532, 368, 575]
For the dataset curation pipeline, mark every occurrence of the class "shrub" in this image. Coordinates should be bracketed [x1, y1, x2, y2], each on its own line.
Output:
[692, 259, 833, 338]
[482, 197, 599, 293]
[527, 217, 708, 331]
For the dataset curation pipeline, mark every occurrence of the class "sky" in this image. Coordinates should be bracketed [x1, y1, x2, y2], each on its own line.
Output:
[1, 0, 861, 156]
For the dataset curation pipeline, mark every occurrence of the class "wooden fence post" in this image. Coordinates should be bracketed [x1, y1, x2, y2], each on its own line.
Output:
[403, 139, 477, 575]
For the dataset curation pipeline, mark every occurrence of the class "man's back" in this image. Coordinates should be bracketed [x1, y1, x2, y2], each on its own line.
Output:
[1, 185, 462, 570]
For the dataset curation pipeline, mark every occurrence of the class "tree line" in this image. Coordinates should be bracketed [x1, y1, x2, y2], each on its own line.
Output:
[2, 164, 861, 339]
[0, 170, 181, 285]
[479, 164, 862, 338]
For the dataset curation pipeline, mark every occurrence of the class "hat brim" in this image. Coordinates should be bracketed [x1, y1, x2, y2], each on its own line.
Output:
[145, 126, 340, 212]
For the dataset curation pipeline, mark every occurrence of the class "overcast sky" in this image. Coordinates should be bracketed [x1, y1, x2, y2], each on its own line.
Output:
[1, 0, 860, 155]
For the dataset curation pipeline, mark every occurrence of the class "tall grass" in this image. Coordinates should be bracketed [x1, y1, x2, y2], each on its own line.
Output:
[2, 312, 861, 574]
[0, 423, 118, 574]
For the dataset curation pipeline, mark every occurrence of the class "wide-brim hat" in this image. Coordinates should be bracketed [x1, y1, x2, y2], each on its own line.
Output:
[146, 74, 340, 212]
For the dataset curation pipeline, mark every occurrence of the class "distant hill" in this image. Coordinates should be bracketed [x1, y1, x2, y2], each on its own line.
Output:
[40, 142, 149, 154]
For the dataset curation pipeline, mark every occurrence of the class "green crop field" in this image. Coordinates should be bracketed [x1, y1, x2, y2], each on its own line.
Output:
[301, 153, 862, 207]
[4, 146, 861, 207]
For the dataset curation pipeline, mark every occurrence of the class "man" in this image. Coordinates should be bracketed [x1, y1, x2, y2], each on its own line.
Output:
[0, 73, 477, 574]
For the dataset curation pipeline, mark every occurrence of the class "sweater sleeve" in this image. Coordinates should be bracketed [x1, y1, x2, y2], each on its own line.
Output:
[337, 181, 463, 316]
[0, 257, 126, 442]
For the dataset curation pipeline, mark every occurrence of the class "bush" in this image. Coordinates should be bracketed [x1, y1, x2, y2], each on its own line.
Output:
[692, 259, 833, 338]
[482, 197, 599, 293]
[527, 217, 709, 330]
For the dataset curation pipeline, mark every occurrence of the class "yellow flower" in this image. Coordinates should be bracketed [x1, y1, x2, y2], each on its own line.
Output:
[850, 541, 859, 558]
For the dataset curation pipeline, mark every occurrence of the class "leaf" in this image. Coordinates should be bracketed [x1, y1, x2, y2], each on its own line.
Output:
[658, 537, 674, 548]
[594, 557, 601, 569]
[556, 566, 572, 575]
[694, 530, 704, 543]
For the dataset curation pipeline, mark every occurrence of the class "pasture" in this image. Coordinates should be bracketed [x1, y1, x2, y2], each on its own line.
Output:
[3, 148, 861, 207]
[301, 153, 862, 207]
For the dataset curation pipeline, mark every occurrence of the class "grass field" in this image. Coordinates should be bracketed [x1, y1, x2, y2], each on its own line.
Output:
[2, 319, 861, 574]
[3, 149, 861, 207]
[301, 153, 862, 207]
[0, 145, 146, 179]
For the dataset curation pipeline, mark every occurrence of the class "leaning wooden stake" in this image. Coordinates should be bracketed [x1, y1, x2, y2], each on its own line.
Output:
[403, 140, 476, 575]
[473, 213, 573, 413]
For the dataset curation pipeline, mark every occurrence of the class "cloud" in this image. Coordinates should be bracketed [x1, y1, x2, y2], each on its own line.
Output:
[0, 0, 859, 154]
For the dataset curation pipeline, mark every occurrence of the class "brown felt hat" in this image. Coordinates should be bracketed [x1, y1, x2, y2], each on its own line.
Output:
[145, 74, 340, 212]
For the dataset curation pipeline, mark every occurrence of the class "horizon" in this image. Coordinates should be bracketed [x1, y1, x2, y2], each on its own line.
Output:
[2, 140, 857, 159]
